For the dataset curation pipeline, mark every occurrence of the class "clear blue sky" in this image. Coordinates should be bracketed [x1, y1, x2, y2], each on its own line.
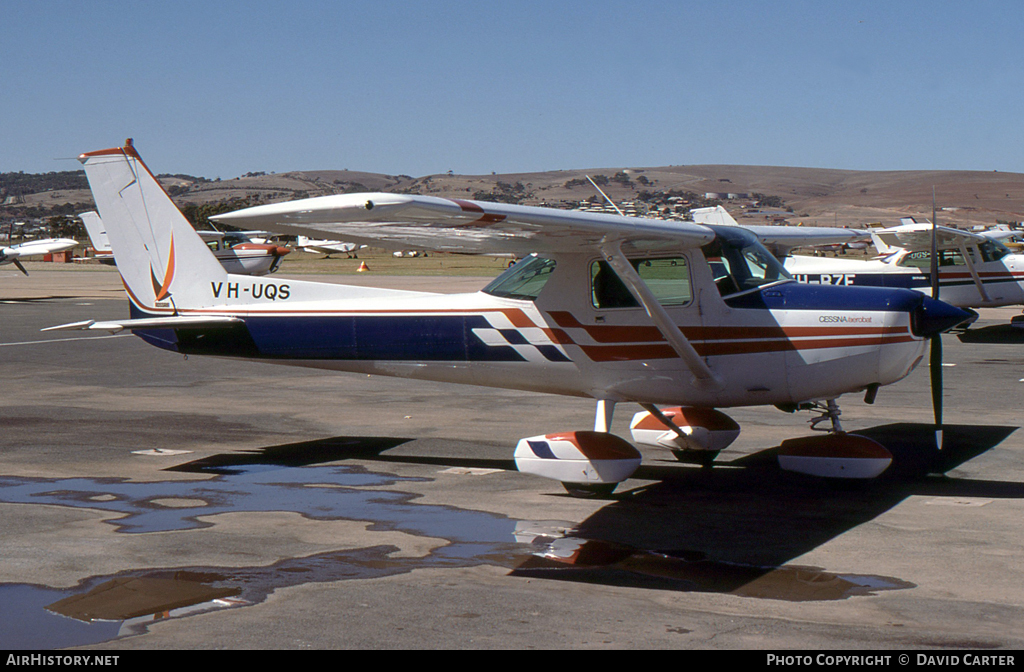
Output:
[4, 1, 1024, 179]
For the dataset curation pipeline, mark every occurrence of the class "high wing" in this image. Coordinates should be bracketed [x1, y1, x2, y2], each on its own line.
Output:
[690, 206, 867, 257]
[211, 193, 716, 256]
[871, 218, 990, 253]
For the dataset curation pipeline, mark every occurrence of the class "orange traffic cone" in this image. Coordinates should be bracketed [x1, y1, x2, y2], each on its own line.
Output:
[357, 261, 369, 272]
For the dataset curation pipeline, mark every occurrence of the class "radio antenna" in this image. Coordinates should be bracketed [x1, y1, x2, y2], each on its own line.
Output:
[586, 175, 624, 216]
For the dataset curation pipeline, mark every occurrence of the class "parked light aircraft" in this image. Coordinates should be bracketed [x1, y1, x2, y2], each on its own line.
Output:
[695, 207, 1024, 319]
[52, 141, 971, 495]
[689, 205, 868, 258]
[786, 218, 1024, 316]
[0, 236, 78, 275]
[196, 230, 291, 275]
[80, 211, 290, 275]
[295, 235, 361, 258]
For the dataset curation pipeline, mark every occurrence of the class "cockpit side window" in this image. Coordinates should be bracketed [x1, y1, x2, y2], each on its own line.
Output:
[590, 256, 692, 309]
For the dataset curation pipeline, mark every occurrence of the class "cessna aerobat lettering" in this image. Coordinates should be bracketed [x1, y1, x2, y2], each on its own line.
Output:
[51, 140, 970, 494]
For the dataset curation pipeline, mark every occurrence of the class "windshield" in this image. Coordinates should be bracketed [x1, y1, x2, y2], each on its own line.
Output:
[978, 239, 1012, 263]
[482, 254, 557, 301]
[702, 226, 791, 296]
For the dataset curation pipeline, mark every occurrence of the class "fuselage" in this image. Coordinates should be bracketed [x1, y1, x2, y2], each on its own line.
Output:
[785, 246, 1024, 308]
[130, 242, 948, 409]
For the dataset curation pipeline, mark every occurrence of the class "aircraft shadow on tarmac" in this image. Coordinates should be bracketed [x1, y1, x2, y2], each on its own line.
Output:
[957, 325, 1024, 344]
[166, 435, 516, 475]
[167, 423, 1021, 601]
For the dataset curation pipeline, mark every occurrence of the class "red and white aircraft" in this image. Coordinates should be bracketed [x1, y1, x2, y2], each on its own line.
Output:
[80, 210, 290, 275]
[196, 229, 291, 276]
[52, 141, 971, 495]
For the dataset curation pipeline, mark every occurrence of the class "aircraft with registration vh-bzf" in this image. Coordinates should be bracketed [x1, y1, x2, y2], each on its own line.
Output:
[693, 206, 1024, 320]
[52, 140, 972, 495]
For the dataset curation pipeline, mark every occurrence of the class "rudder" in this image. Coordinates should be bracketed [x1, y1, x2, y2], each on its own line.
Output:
[79, 139, 227, 311]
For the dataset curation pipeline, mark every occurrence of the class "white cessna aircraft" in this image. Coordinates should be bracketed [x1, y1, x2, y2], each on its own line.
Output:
[1, 236, 78, 275]
[695, 207, 1024, 321]
[295, 235, 361, 258]
[52, 141, 971, 495]
[790, 218, 1023, 312]
[80, 211, 291, 275]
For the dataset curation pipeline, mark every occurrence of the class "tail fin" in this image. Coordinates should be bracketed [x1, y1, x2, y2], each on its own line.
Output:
[78, 140, 227, 311]
[78, 211, 110, 253]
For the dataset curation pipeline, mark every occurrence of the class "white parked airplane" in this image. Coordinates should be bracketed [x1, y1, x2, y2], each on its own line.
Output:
[694, 207, 1024, 318]
[295, 235, 361, 258]
[80, 211, 290, 275]
[1, 236, 78, 275]
[689, 205, 869, 258]
[785, 218, 1024, 315]
[52, 141, 971, 494]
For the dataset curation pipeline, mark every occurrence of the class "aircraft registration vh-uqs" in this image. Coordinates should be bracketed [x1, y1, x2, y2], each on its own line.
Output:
[51, 140, 973, 496]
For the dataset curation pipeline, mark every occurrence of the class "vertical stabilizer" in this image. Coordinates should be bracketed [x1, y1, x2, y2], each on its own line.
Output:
[78, 140, 228, 311]
[78, 211, 110, 253]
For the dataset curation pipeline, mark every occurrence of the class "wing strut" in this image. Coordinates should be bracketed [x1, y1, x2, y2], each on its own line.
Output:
[599, 241, 721, 388]
[955, 239, 992, 304]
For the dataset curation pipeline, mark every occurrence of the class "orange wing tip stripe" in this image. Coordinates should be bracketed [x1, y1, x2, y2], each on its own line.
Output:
[449, 199, 507, 224]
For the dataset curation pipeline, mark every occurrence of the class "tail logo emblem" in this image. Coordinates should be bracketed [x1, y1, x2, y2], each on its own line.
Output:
[150, 234, 176, 301]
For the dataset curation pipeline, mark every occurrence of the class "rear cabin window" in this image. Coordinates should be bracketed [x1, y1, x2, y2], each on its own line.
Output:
[590, 257, 692, 309]
[898, 250, 966, 268]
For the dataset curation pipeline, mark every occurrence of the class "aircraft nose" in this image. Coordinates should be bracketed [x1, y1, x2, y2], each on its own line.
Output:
[910, 297, 973, 337]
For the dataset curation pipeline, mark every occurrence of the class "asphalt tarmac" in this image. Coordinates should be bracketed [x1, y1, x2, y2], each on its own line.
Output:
[1, 265, 1023, 650]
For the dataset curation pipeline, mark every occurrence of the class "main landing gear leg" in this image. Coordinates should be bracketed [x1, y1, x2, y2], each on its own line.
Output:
[808, 399, 843, 434]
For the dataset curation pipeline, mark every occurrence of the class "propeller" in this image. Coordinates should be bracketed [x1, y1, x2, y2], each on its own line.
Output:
[13, 259, 27, 276]
[929, 188, 943, 451]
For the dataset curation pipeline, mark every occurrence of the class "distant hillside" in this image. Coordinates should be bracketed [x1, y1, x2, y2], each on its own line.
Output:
[4, 163, 1024, 230]
[1, 170, 88, 201]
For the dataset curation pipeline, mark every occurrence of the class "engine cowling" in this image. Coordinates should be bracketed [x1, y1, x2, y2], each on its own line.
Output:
[514, 431, 642, 486]
[629, 407, 740, 452]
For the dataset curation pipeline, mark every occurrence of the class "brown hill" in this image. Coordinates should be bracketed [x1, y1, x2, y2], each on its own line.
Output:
[8, 164, 1024, 230]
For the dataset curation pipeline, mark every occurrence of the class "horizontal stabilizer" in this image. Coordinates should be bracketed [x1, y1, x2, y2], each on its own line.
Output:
[43, 315, 243, 334]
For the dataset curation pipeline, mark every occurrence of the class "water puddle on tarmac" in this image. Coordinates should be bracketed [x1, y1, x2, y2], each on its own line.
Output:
[0, 464, 913, 648]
